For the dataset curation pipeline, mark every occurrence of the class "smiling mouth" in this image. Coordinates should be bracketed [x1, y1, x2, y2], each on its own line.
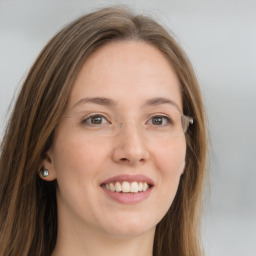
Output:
[101, 181, 152, 193]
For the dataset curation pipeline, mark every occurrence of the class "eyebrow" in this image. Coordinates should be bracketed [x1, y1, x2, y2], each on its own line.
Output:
[72, 96, 181, 112]
[144, 97, 182, 112]
[72, 97, 117, 109]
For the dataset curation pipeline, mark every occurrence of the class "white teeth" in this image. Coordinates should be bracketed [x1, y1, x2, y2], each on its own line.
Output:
[109, 183, 115, 192]
[138, 182, 143, 192]
[122, 181, 130, 192]
[143, 183, 149, 192]
[130, 181, 139, 193]
[103, 181, 150, 193]
[115, 182, 122, 192]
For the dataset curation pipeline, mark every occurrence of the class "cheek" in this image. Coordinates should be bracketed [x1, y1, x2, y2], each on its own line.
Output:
[154, 137, 186, 176]
[50, 134, 108, 215]
[151, 138, 186, 212]
[51, 133, 104, 184]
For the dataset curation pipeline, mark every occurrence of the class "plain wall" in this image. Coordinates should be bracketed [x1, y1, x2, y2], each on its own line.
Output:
[0, 0, 256, 255]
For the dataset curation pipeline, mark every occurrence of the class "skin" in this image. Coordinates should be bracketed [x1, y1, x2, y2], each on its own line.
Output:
[43, 41, 187, 256]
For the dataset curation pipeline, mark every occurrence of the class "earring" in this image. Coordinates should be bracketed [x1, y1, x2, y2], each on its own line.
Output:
[40, 169, 49, 177]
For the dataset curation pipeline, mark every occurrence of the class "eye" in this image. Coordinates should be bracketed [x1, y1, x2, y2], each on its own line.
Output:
[81, 114, 109, 126]
[147, 115, 173, 126]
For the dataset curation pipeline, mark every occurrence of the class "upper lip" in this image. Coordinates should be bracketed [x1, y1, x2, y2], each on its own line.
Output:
[100, 174, 154, 186]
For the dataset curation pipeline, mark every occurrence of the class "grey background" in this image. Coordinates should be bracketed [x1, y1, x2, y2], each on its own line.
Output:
[0, 0, 255, 255]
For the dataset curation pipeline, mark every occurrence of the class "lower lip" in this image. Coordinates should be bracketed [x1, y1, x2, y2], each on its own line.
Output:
[101, 187, 153, 204]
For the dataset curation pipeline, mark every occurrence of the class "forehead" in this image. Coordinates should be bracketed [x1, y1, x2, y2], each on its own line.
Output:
[69, 40, 182, 109]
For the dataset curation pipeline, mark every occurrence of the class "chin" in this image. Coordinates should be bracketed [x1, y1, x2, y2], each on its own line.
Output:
[107, 224, 155, 238]
[100, 213, 158, 238]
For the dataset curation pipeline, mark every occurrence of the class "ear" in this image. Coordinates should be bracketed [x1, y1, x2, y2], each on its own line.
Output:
[39, 149, 57, 181]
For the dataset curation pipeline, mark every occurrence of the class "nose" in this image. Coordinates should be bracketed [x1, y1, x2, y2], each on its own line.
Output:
[112, 122, 150, 165]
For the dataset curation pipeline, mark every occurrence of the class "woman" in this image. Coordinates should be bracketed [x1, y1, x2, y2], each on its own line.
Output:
[0, 6, 207, 256]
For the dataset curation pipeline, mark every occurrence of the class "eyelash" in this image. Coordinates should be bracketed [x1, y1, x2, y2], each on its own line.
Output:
[81, 114, 110, 126]
[146, 115, 173, 126]
[81, 114, 173, 126]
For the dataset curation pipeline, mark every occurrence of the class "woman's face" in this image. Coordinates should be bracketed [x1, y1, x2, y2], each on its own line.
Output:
[43, 41, 186, 239]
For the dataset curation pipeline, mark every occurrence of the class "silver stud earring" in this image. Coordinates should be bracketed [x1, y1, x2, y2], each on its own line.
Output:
[41, 169, 49, 177]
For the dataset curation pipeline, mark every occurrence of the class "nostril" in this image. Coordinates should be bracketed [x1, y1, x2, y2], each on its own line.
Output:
[119, 157, 145, 164]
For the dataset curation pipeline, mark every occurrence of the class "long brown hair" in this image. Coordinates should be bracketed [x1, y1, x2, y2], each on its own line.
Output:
[0, 6, 207, 256]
